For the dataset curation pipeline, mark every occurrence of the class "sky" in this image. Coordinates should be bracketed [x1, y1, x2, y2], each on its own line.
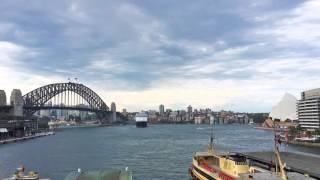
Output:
[1, 0, 320, 112]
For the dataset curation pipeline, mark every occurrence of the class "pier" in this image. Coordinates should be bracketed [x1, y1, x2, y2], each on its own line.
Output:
[237, 151, 320, 179]
[0, 131, 54, 144]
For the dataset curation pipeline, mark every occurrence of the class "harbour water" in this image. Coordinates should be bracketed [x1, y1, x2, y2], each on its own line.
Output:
[0, 124, 319, 180]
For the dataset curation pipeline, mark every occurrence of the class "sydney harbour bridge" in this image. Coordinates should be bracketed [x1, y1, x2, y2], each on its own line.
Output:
[0, 82, 118, 124]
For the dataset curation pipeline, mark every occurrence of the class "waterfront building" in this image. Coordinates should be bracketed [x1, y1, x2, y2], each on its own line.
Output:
[159, 104, 164, 116]
[194, 114, 206, 124]
[297, 88, 320, 130]
[122, 108, 127, 116]
[169, 111, 178, 122]
[148, 110, 158, 123]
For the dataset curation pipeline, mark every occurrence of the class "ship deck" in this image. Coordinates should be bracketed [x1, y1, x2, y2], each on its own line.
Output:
[240, 172, 315, 180]
[237, 151, 320, 179]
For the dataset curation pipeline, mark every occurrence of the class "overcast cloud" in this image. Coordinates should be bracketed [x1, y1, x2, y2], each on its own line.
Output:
[1, 0, 320, 112]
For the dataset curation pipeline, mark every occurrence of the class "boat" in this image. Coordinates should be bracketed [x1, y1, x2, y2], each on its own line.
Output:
[3, 165, 50, 180]
[63, 167, 132, 180]
[135, 112, 148, 128]
[188, 123, 315, 180]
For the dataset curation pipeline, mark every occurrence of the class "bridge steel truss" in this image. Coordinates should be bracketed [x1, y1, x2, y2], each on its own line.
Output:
[22, 82, 109, 115]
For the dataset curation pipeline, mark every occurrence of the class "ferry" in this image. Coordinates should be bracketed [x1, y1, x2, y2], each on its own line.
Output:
[3, 165, 50, 180]
[135, 112, 148, 128]
[189, 124, 315, 180]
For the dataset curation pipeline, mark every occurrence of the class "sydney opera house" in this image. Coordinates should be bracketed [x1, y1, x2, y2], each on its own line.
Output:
[268, 89, 320, 130]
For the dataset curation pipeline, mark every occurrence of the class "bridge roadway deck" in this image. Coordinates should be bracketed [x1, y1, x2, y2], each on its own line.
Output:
[237, 151, 320, 179]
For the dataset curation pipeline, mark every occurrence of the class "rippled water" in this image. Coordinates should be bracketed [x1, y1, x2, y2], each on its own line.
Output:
[0, 124, 319, 179]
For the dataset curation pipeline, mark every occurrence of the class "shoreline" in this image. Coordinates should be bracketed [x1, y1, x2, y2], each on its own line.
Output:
[0, 131, 55, 145]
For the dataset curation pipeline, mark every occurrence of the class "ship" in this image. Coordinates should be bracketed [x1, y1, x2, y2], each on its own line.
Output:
[135, 112, 148, 128]
[188, 124, 315, 180]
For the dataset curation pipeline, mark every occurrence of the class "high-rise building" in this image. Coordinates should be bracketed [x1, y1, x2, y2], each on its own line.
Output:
[0, 90, 6, 106]
[187, 105, 193, 121]
[297, 88, 320, 130]
[111, 102, 116, 112]
[111, 102, 116, 122]
[159, 104, 164, 115]
[187, 105, 192, 114]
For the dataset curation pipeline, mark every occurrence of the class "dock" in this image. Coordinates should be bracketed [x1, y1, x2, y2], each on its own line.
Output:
[237, 151, 320, 179]
[0, 131, 55, 145]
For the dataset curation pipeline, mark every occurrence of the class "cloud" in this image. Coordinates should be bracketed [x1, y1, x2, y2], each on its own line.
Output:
[254, 0, 320, 48]
[0, 0, 319, 112]
[0, 41, 65, 103]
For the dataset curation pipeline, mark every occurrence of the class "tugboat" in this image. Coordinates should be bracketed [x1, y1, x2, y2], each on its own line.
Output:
[188, 123, 315, 180]
[3, 165, 50, 180]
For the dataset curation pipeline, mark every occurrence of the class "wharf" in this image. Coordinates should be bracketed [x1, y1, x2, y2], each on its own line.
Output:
[237, 151, 320, 179]
[287, 141, 320, 148]
[0, 131, 55, 145]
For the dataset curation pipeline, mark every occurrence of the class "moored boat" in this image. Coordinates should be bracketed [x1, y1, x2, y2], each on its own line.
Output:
[189, 123, 315, 180]
[3, 165, 50, 180]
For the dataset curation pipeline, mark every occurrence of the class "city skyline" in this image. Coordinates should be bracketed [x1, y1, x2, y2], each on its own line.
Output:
[1, 0, 320, 112]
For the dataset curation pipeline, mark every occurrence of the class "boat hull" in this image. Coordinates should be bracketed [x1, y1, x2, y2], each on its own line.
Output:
[190, 165, 217, 180]
[136, 121, 147, 128]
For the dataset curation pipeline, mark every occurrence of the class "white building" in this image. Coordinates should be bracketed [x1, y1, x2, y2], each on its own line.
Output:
[298, 88, 320, 130]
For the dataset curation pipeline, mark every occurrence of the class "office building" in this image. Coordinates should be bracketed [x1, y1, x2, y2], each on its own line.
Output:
[297, 88, 320, 130]
[159, 104, 164, 116]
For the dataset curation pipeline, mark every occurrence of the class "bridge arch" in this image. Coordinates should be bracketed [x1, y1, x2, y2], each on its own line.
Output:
[23, 82, 109, 114]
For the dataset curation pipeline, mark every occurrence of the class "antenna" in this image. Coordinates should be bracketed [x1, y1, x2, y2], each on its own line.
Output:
[273, 120, 288, 180]
[273, 120, 278, 173]
[208, 119, 214, 153]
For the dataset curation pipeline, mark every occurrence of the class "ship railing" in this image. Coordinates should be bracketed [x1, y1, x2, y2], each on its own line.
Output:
[235, 161, 247, 165]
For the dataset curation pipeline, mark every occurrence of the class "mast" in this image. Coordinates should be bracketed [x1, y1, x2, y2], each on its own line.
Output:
[273, 121, 288, 180]
[208, 120, 214, 154]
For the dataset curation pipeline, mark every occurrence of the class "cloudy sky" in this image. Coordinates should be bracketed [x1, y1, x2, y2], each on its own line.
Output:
[1, 0, 320, 112]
